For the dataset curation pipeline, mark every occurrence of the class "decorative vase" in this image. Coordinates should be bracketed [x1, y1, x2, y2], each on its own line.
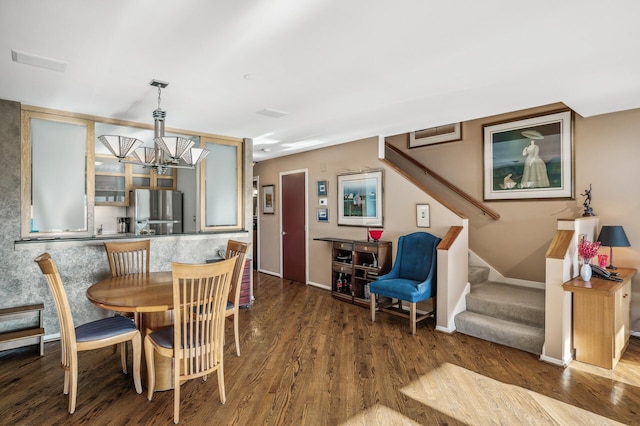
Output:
[580, 261, 592, 281]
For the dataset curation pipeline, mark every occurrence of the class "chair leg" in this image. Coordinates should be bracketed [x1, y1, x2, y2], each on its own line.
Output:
[174, 365, 180, 424]
[68, 355, 79, 414]
[233, 313, 240, 357]
[370, 294, 376, 322]
[410, 303, 417, 335]
[63, 367, 70, 395]
[120, 342, 128, 374]
[433, 297, 437, 320]
[217, 365, 226, 404]
[144, 337, 156, 401]
[131, 333, 142, 394]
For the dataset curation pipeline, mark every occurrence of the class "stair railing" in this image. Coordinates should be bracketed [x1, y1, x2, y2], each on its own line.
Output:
[385, 142, 500, 220]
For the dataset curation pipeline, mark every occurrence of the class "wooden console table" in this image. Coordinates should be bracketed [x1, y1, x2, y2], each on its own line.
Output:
[562, 268, 635, 369]
[315, 237, 392, 307]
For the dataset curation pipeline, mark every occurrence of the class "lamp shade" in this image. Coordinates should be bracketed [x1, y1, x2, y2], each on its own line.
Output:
[596, 225, 630, 247]
[132, 147, 159, 165]
[98, 135, 143, 159]
[182, 147, 210, 167]
[154, 136, 194, 161]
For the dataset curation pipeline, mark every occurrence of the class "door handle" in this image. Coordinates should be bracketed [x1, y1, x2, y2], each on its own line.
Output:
[282, 231, 287, 236]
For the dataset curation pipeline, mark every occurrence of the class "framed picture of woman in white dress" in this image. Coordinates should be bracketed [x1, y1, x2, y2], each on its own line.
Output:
[483, 110, 573, 200]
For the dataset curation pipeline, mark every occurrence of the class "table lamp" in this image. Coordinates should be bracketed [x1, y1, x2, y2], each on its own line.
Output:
[596, 225, 630, 270]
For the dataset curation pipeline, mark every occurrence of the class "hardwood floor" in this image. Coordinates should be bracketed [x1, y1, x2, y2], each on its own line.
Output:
[1, 272, 639, 425]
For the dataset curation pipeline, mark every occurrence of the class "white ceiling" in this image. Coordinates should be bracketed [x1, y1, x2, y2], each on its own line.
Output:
[2, 1, 640, 162]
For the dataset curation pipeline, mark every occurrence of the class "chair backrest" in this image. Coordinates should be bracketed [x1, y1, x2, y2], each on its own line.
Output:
[104, 240, 150, 277]
[34, 253, 76, 368]
[171, 258, 236, 375]
[395, 232, 441, 282]
[225, 240, 250, 306]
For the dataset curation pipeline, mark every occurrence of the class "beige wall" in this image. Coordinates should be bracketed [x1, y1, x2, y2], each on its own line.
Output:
[385, 103, 640, 284]
[254, 104, 640, 332]
[253, 137, 462, 287]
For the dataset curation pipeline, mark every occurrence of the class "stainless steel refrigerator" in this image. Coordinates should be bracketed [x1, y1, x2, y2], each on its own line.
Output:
[127, 189, 183, 235]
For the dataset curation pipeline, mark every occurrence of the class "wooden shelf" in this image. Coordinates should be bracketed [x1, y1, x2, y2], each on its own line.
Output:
[315, 237, 392, 305]
[0, 304, 44, 355]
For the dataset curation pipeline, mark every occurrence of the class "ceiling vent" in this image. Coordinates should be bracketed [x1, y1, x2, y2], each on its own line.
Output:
[11, 49, 67, 72]
[256, 108, 289, 118]
[409, 123, 461, 148]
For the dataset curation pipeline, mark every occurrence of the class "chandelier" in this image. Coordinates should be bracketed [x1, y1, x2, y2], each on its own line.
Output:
[98, 80, 209, 175]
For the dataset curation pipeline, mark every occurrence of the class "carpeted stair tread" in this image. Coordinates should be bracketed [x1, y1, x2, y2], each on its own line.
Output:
[455, 310, 544, 355]
[466, 281, 544, 327]
[468, 265, 489, 286]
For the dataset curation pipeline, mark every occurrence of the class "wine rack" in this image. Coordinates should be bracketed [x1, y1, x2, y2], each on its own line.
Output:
[319, 238, 392, 307]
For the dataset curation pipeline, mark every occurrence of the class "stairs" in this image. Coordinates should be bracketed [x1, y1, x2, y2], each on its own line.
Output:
[455, 266, 545, 355]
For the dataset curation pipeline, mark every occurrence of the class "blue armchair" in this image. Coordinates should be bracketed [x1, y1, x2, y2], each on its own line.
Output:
[369, 232, 440, 335]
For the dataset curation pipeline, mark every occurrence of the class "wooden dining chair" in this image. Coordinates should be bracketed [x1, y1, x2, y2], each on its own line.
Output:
[104, 239, 150, 371]
[34, 253, 142, 414]
[104, 239, 150, 277]
[145, 257, 236, 424]
[224, 240, 250, 357]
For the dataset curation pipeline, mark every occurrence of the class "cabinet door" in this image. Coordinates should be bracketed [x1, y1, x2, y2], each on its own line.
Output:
[614, 281, 632, 362]
[95, 156, 128, 205]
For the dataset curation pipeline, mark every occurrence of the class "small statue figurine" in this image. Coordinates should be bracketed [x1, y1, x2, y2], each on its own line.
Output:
[581, 184, 594, 216]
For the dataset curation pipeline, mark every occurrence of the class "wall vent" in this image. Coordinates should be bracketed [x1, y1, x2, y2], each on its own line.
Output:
[409, 123, 461, 148]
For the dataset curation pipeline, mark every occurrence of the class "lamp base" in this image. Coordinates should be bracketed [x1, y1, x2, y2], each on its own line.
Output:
[606, 265, 618, 270]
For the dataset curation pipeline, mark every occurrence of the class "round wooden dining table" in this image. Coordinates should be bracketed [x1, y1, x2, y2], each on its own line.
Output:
[87, 271, 173, 313]
[87, 271, 175, 391]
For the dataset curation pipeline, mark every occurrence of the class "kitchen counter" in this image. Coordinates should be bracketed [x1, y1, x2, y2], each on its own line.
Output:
[14, 230, 249, 251]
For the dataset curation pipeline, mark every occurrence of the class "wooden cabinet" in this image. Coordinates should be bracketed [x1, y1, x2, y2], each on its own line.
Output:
[95, 156, 177, 206]
[318, 238, 392, 307]
[131, 163, 176, 191]
[95, 155, 128, 206]
[562, 268, 635, 369]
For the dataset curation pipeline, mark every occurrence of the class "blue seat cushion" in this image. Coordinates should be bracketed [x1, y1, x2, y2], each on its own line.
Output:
[369, 278, 428, 303]
[149, 326, 175, 349]
[148, 325, 210, 350]
[196, 301, 233, 314]
[75, 315, 136, 342]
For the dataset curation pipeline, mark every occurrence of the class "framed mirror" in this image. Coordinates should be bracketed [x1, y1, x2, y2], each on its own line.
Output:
[200, 137, 243, 231]
[21, 110, 94, 238]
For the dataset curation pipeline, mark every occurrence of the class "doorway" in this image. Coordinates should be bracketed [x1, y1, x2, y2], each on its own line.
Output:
[280, 170, 307, 284]
[252, 177, 258, 270]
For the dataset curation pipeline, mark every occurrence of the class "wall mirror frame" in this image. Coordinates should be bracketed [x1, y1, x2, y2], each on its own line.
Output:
[200, 136, 243, 232]
[21, 107, 95, 238]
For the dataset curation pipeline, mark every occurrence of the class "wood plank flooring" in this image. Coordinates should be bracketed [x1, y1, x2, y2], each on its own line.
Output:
[1, 272, 639, 425]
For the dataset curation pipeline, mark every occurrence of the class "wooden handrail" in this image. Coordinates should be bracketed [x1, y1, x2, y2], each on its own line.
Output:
[438, 226, 463, 251]
[385, 143, 500, 220]
[380, 157, 467, 219]
[545, 229, 574, 260]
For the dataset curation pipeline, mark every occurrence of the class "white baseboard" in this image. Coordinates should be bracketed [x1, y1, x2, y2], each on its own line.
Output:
[308, 281, 330, 291]
[258, 268, 281, 277]
[539, 354, 571, 368]
[435, 325, 456, 334]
